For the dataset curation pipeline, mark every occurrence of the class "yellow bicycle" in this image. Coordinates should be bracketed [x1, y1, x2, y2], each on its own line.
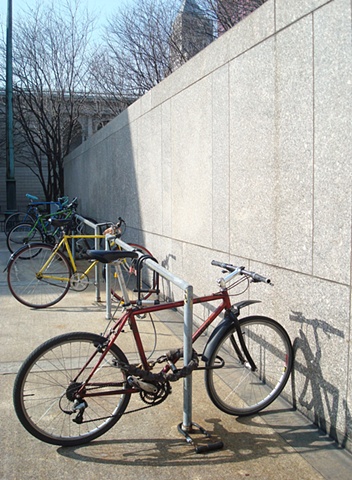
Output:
[6, 217, 154, 309]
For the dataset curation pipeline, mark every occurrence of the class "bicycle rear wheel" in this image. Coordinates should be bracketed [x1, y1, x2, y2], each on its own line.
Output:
[7, 243, 72, 308]
[4, 211, 35, 235]
[205, 316, 293, 416]
[7, 223, 43, 254]
[110, 243, 157, 304]
[13, 332, 131, 446]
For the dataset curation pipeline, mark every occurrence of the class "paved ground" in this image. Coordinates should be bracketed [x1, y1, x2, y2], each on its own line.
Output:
[0, 232, 352, 480]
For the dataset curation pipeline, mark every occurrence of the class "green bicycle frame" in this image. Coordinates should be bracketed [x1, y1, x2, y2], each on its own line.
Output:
[34, 208, 75, 236]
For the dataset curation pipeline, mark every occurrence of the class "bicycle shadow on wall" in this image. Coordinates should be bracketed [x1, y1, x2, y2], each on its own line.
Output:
[290, 311, 346, 442]
[160, 253, 177, 302]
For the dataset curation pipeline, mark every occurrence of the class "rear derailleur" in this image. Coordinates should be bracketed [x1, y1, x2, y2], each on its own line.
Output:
[60, 381, 88, 424]
[72, 399, 88, 424]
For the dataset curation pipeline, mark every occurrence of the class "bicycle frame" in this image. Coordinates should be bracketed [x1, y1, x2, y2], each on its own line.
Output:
[34, 209, 75, 236]
[117, 292, 229, 367]
[74, 289, 233, 399]
[38, 234, 105, 282]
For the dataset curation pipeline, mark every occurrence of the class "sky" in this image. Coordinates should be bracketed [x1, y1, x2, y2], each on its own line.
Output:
[0, 0, 134, 31]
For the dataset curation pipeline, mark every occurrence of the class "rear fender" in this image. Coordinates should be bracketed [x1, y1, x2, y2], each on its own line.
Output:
[4, 242, 50, 271]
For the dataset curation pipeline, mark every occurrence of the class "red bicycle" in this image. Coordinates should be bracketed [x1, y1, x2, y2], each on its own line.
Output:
[13, 252, 293, 447]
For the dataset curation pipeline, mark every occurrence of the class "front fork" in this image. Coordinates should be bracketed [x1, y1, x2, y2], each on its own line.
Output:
[202, 302, 260, 371]
[227, 309, 257, 371]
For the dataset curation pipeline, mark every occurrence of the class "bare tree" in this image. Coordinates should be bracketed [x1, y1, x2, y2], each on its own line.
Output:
[94, 0, 268, 100]
[4, 0, 97, 201]
[1, 0, 269, 204]
[199, 0, 268, 33]
[91, 0, 181, 99]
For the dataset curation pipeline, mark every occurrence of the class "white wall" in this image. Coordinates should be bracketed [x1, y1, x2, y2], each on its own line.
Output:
[65, 0, 352, 449]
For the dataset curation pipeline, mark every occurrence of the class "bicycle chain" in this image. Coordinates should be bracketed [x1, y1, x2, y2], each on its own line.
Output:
[122, 347, 199, 383]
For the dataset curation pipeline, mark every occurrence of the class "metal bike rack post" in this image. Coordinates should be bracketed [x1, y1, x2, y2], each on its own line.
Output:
[105, 235, 112, 319]
[107, 235, 194, 433]
[75, 214, 104, 303]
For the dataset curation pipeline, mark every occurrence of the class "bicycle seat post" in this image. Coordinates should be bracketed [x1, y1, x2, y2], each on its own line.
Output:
[114, 261, 131, 307]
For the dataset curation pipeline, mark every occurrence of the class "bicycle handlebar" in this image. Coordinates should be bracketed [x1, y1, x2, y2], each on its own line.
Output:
[26, 193, 39, 201]
[103, 217, 126, 237]
[25, 193, 70, 207]
[211, 260, 271, 285]
[65, 197, 78, 210]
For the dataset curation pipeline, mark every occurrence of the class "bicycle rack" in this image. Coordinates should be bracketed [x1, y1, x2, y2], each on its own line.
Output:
[75, 215, 107, 303]
[135, 254, 160, 304]
[105, 235, 224, 453]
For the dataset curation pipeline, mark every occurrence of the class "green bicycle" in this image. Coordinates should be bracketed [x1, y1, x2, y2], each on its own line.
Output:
[6, 198, 79, 254]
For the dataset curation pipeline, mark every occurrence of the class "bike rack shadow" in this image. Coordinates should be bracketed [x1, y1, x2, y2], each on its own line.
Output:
[57, 417, 302, 466]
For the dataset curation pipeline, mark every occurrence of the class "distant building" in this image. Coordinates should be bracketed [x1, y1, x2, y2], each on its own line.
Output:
[169, 1, 267, 71]
[169, 0, 214, 71]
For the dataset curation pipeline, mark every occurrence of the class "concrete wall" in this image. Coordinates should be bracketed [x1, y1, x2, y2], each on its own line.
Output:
[65, 0, 352, 449]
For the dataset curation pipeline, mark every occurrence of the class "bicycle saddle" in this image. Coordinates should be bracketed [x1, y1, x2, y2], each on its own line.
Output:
[49, 218, 73, 228]
[87, 249, 139, 264]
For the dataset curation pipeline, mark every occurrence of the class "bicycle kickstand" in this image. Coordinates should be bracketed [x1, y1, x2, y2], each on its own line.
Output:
[177, 422, 224, 454]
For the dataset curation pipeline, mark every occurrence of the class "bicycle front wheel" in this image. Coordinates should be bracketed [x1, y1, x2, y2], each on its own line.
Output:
[13, 332, 131, 446]
[7, 223, 43, 254]
[7, 243, 72, 308]
[205, 316, 293, 416]
[110, 243, 157, 304]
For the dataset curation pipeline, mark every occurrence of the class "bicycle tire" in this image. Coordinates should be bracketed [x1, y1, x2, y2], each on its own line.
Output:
[13, 332, 131, 446]
[110, 243, 157, 304]
[7, 223, 44, 254]
[205, 315, 293, 416]
[7, 243, 72, 308]
[4, 211, 35, 235]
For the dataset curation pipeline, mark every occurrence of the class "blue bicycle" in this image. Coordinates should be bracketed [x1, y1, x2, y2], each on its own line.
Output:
[4, 194, 69, 235]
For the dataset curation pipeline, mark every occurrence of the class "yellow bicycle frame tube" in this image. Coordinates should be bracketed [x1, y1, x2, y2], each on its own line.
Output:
[37, 234, 105, 282]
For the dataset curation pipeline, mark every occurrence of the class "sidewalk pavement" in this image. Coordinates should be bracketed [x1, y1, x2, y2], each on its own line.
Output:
[0, 232, 351, 480]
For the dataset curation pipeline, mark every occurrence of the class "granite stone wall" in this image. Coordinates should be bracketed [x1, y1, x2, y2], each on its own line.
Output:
[65, 0, 352, 449]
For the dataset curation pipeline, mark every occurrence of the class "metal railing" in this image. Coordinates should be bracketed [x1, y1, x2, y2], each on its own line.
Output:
[74, 214, 107, 302]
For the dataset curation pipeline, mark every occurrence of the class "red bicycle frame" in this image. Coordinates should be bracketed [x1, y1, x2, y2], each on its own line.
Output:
[75, 289, 232, 398]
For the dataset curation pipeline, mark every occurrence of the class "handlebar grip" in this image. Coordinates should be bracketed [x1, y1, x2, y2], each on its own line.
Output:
[211, 260, 221, 267]
[252, 273, 271, 284]
[211, 260, 228, 269]
[195, 441, 224, 454]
